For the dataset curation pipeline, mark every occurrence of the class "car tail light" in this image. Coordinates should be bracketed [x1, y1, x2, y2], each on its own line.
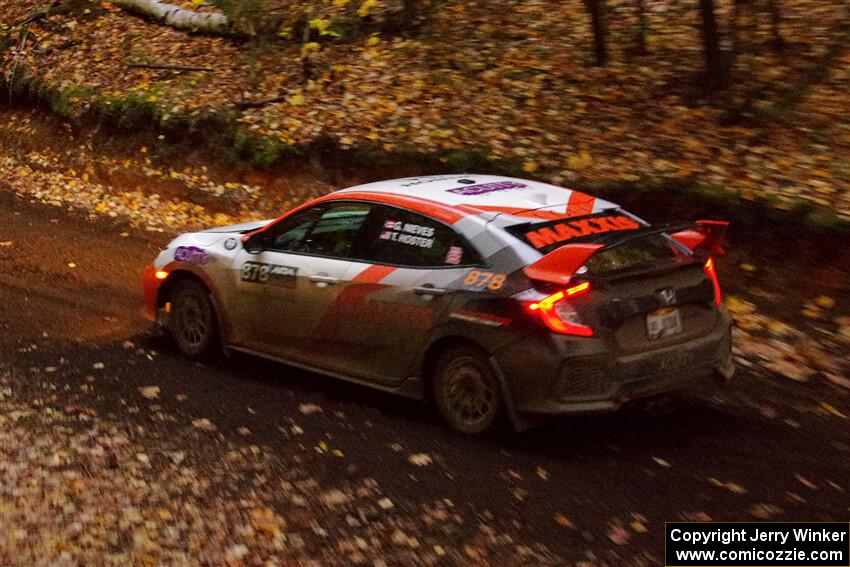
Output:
[527, 282, 594, 337]
[704, 257, 722, 306]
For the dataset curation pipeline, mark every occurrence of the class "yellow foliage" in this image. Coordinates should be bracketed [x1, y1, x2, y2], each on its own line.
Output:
[301, 42, 321, 57]
[566, 151, 592, 171]
[821, 402, 847, 419]
[725, 295, 755, 315]
[358, 0, 380, 18]
[309, 18, 332, 36]
[288, 89, 306, 106]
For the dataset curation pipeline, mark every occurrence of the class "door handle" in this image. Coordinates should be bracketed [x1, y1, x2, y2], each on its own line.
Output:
[413, 285, 449, 296]
[309, 274, 341, 286]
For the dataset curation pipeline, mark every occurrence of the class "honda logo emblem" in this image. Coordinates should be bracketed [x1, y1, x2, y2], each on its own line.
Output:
[658, 289, 677, 306]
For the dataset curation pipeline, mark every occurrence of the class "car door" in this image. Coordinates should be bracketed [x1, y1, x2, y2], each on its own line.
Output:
[315, 204, 485, 386]
[228, 202, 373, 361]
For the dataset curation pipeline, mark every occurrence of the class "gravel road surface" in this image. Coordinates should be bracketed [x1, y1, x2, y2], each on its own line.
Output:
[1, 191, 848, 566]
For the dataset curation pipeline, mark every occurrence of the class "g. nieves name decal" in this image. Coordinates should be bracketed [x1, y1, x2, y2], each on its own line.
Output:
[380, 219, 436, 248]
[524, 215, 640, 249]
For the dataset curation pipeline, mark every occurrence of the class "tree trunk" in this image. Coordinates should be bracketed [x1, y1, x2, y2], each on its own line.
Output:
[766, 0, 785, 50]
[730, 0, 741, 61]
[112, 0, 230, 34]
[698, 0, 725, 87]
[584, 0, 608, 66]
[635, 0, 649, 55]
[402, 0, 420, 22]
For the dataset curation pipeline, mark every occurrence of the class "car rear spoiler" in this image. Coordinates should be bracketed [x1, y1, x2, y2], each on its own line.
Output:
[667, 220, 728, 257]
[523, 219, 728, 286]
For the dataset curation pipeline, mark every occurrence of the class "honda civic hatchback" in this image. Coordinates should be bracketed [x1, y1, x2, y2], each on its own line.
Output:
[142, 175, 734, 433]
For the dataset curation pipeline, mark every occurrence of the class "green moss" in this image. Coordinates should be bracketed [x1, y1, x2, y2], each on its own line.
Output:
[233, 127, 288, 167]
[94, 93, 158, 129]
[804, 210, 850, 232]
[326, 16, 355, 41]
[48, 85, 94, 118]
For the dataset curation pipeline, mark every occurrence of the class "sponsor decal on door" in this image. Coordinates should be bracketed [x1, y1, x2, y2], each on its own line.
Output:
[240, 262, 298, 287]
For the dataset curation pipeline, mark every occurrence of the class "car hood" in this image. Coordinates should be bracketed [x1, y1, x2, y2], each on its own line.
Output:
[199, 219, 273, 234]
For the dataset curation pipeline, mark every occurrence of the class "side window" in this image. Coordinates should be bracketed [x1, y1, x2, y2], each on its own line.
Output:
[264, 206, 326, 252]
[299, 202, 372, 258]
[356, 205, 483, 267]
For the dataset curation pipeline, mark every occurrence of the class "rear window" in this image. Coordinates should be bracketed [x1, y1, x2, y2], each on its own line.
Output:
[585, 234, 683, 274]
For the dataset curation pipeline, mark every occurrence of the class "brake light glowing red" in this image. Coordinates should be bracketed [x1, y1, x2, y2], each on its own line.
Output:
[527, 282, 593, 337]
[704, 257, 722, 306]
[565, 281, 590, 296]
[527, 291, 563, 312]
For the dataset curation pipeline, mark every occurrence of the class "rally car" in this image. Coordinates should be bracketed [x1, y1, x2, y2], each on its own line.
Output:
[143, 175, 734, 433]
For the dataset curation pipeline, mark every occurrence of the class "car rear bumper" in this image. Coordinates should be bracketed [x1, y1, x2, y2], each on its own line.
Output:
[492, 308, 734, 416]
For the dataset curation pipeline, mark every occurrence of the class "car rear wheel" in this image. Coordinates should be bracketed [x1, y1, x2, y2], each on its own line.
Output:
[433, 346, 503, 434]
[169, 279, 219, 359]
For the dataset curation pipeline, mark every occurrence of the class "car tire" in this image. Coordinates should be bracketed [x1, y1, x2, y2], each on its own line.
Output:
[169, 279, 219, 359]
[432, 345, 504, 434]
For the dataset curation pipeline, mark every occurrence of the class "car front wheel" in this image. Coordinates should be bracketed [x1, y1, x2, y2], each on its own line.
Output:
[433, 346, 504, 434]
[169, 279, 219, 359]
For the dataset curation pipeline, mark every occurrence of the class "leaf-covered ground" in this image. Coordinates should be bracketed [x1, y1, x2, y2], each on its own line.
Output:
[2, 0, 850, 221]
[0, 183, 848, 566]
[1, 103, 848, 426]
[2, 4, 850, 564]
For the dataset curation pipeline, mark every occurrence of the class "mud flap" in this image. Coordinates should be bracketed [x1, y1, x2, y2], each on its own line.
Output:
[489, 355, 538, 432]
[714, 355, 735, 384]
[206, 293, 232, 358]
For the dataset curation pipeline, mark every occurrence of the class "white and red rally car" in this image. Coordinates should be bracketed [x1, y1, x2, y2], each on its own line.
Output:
[144, 175, 733, 433]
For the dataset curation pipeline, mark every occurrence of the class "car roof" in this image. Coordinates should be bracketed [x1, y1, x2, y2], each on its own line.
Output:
[332, 174, 619, 225]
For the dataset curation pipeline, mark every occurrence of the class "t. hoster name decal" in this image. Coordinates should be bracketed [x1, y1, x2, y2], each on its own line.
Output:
[241, 262, 298, 287]
[380, 219, 436, 248]
[523, 215, 641, 249]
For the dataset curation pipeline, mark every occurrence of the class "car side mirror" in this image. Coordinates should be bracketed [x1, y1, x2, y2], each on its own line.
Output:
[243, 233, 267, 254]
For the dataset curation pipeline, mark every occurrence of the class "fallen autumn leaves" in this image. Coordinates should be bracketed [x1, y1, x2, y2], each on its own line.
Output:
[2, 0, 850, 221]
[0, 367, 559, 566]
[0, 104, 848, 405]
[1, 1, 850, 559]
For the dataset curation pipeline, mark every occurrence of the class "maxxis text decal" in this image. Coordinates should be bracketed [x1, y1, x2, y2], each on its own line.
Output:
[523, 215, 640, 249]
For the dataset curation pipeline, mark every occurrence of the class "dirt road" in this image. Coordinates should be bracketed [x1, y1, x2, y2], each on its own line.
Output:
[1, 190, 849, 565]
